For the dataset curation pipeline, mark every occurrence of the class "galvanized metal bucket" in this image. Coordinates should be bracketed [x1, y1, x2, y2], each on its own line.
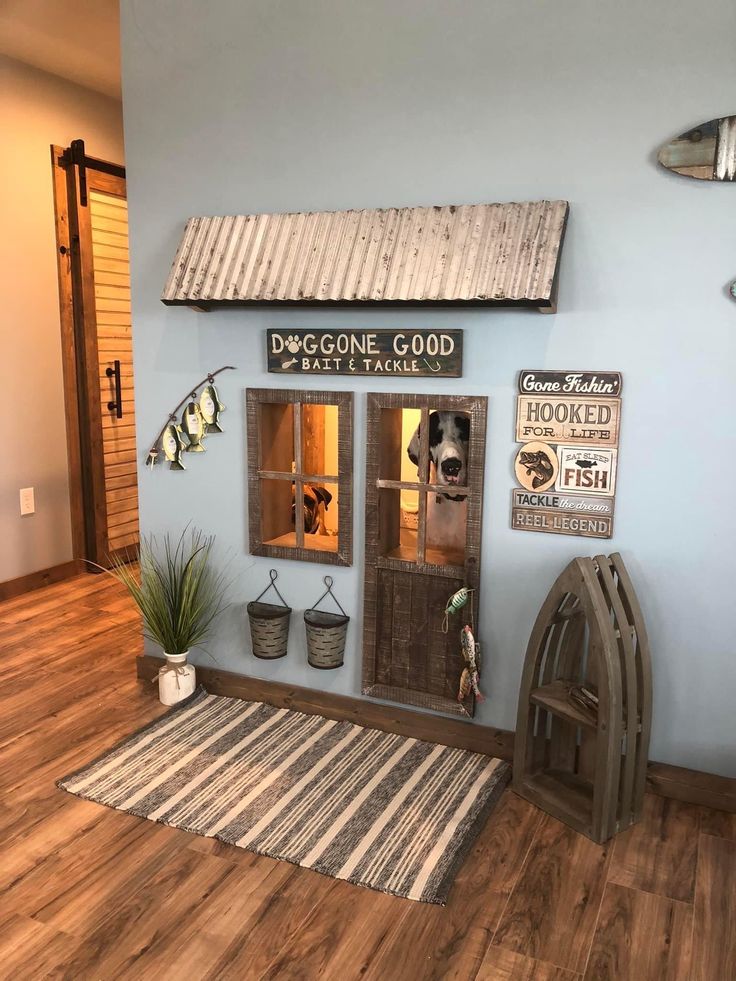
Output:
[304, 576, 349, 670]
[247, 570, 291, 660]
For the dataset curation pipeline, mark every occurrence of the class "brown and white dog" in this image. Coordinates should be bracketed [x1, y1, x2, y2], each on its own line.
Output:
[292, 484, 333, 535]
[407, 412, 470, 552]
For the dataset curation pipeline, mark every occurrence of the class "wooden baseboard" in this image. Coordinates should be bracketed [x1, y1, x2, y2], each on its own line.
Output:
[135, 654, 515, 760]
[646, 762, 736, 813]
[136, 655, 736, 814]
[0, 559, 82, 601]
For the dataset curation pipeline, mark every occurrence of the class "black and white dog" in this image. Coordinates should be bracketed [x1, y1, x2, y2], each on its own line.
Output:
[407, 412, 470, 552]
[407, 412, 470, 499]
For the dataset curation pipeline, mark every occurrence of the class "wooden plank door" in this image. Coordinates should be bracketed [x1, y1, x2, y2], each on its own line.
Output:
[362, 393, 487, 717]
[52, 142, 139, 566]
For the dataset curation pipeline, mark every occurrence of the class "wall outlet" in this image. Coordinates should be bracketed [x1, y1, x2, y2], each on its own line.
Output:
[20, 487, 35, 516]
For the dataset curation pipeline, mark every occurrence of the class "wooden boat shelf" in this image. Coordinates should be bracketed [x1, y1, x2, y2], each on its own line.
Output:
[513, 553, 652, 844]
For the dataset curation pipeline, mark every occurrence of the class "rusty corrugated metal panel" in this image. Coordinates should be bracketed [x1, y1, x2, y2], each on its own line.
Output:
[161, 200, 569, 309]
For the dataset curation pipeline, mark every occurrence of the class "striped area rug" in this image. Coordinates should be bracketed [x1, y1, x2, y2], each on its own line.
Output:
[58, 688, 509, 904]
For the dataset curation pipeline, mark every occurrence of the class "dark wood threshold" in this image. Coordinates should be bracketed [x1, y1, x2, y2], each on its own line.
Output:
[135, 654, 514, 760]
[135, 655, 736, 814]
[0, 559, 83, 601]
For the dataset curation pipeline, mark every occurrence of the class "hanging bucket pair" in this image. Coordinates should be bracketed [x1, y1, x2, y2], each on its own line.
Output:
[304, 576, 349, 670]
[247, 569, 291, 660]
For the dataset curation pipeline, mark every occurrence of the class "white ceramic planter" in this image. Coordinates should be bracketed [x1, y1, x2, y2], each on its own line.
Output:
[158, 652, 196, 706]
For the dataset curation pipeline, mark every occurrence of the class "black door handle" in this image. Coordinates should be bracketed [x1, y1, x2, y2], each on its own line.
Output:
[106, 360, 123, 418]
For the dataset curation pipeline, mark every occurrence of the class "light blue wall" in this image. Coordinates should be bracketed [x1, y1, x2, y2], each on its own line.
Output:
[120, 0, 736, 777]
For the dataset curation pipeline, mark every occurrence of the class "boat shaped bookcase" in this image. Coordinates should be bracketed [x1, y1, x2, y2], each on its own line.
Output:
[513, 553, 652, 843]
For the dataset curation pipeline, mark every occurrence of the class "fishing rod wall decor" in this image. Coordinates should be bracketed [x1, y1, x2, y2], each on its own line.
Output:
[145, 366, 236, 471]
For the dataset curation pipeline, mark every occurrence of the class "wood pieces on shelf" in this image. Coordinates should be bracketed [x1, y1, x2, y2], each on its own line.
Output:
[512, 552, 652, 843]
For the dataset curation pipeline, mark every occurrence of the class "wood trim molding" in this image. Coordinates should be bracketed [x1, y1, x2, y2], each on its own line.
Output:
[51, 145, 86, 561]
[135, 654, 514, 760]
[0, 560, 82, 601]
[136, 654, 736, 814]
[645, 762, 736, 814]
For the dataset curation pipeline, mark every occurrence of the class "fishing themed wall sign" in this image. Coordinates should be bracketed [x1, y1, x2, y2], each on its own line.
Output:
[511, 371, 622, 539]
[266, 329, 463, 377]
[145, 366, 236, 471]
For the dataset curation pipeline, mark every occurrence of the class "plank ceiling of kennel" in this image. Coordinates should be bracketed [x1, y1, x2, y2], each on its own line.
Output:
[161, 200, 569, 311]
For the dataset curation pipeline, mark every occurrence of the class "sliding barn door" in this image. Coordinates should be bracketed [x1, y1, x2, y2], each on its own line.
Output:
[53, 142, 139, 566]
[362, 393, 487, 717]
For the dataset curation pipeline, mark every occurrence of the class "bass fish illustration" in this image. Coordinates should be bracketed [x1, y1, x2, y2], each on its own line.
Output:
[199, 383, 225, 433]
[162, 423, 186, 470]
[181, 401, 206, 452]
[520, 450, 554, 489]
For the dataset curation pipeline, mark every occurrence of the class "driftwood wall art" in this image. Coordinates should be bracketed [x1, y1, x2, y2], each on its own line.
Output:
[658, 115, 736, 181]
[161, 200, 569, 312]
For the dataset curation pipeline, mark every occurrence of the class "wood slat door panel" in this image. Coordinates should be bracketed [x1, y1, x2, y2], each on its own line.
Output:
[89, 187, 139, 558]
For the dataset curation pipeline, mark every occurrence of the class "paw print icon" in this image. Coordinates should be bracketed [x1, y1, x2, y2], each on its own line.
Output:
[285, 334, 302, 353]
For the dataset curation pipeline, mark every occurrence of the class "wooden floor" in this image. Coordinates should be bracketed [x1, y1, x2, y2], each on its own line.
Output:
[0, 573, 733, 980]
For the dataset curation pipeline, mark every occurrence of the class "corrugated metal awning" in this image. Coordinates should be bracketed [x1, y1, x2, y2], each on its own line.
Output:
[162, 199, 569, 311]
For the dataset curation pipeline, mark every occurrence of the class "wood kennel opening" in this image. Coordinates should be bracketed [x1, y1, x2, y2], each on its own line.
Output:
[246, 388, 353, 566]
[362, 393, 488, 717]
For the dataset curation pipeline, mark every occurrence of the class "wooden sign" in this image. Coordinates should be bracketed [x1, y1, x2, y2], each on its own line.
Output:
[267, 329, 462, 377]
[512, 489, 614, 516]
[511, 506, 613, 539]
[518, 370, 622, 397]
[512, 370, 622, 539]
[516, 396, 620, 445]
[555, 446, 617, 497]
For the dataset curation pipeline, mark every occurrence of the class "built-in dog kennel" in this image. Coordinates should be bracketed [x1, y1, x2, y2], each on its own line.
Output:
[362, 392, 487, 717]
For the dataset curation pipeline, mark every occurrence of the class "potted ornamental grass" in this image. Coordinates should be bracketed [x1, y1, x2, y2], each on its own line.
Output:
[107, 528, 228, 704]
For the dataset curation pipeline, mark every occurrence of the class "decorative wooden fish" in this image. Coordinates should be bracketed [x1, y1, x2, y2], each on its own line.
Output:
[658, 115, 736, 181]
[181, 402, 206, 451]
[162, 423, 186, 470]
[199, 383, 225, 433]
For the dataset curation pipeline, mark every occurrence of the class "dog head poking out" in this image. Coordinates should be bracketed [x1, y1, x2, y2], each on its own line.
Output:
[292, 484, 333, 534]
[407, 412, 470, 501]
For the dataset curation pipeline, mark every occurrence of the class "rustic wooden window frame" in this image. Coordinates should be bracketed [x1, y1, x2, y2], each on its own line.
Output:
[246, 388, 353, 566]
[361, 392, 488, 716]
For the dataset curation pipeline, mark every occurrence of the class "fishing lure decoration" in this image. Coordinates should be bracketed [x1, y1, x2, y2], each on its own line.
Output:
[442, 586, 473, 633]
[145, 366, 235, 472]
[458, 624, 485, 704]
